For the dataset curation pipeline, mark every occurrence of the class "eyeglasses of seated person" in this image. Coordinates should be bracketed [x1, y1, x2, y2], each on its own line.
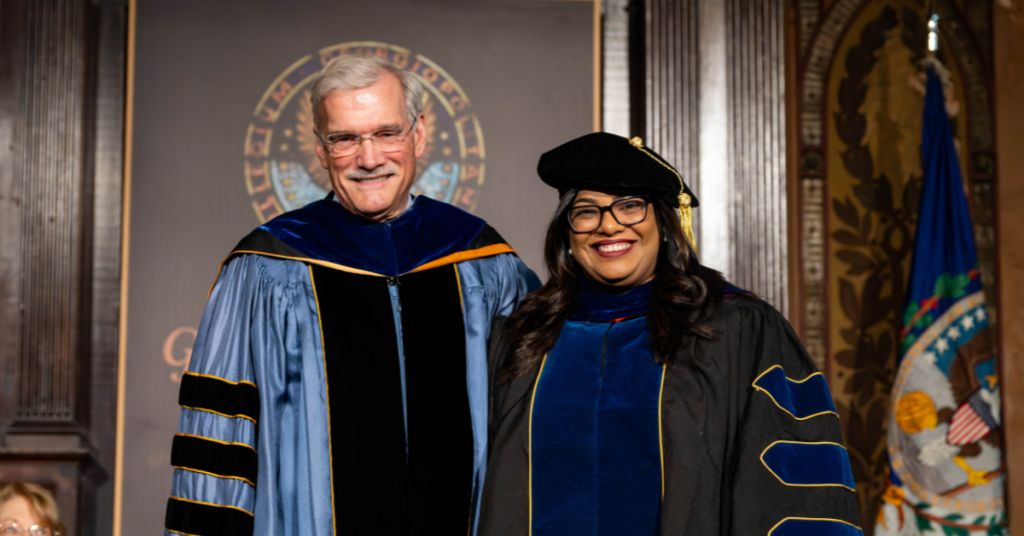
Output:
[0, 522, 55, 536]
[0, 484, 64, 536]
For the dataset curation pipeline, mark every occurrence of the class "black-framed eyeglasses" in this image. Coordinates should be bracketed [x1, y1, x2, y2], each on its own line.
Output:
[317, 117, 418, 157]
[567, 195, 650, 233]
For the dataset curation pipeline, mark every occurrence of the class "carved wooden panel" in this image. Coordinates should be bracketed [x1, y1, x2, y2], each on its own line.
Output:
[631, 0, 789, 316]
[726, 0, 788, 312]
[15, 0, 89, 424]
[640, 0, 701, 200]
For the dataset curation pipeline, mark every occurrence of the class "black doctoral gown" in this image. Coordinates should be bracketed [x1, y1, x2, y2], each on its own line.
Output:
[479, 277, 862, 536]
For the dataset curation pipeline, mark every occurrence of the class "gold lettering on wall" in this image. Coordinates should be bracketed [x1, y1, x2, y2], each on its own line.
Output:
[163, 327, 197, 383]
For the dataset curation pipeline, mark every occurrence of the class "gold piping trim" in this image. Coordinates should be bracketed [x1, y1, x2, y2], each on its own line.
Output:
[627, 137, 697, 252]
[209, 244, 515, 298]
[210, 251, 385, 297]
[168, 495, 254, 517]
[409, 243, 516, 273]
[767, 517, 863, 535]
[182, 371, 257, 389]
[752, 365, 839, 421]
[527, 353, 550, 536]
[629, 140, 684, 190]
[658, 362, 667, 501]
[453, 264, 465, 314]
[308, 266, 338, 535]
[175, 433, 256, 453]
[180, 405, 258, 426]
[759, 441, 856, 492]
[172, 466, 255, 488]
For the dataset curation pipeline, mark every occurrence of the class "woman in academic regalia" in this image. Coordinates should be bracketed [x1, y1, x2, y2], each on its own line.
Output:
[479, 133, 862, 536]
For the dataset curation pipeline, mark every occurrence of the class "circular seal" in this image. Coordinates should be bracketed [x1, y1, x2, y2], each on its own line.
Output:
[887, 291, 1003, 516]
[244, 42, 485, 222]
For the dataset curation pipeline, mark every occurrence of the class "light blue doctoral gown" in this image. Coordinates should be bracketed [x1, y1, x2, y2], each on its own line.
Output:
[165, 197, 535, 536]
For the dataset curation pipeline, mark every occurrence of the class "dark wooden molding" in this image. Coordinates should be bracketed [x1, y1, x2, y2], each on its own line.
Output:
[12, 0, 90, 430]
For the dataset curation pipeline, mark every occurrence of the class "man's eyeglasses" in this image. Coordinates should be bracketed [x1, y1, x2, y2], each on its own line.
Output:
[0, 522, 59, 536]
[318, 117, 418, 157]
[567, 195, 650, 233]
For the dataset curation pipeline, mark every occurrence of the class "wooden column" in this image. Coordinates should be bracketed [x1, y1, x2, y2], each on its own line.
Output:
[726, 0, 788, 312]
[0, 1, 127, 534]
[994, 4, 1024, 532]
[631, 0, 789, 316]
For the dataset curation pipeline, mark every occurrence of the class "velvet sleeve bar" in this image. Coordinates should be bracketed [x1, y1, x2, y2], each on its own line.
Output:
[165, 254, 271, 536]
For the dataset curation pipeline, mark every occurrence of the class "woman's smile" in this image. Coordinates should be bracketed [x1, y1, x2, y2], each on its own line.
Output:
[590, 239, 636, 257]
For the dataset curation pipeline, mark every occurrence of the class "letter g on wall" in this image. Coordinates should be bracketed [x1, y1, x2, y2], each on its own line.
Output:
[163, 326, 197, 383]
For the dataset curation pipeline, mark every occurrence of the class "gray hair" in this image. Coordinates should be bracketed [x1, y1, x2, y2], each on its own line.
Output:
[310, 55, 425, 132]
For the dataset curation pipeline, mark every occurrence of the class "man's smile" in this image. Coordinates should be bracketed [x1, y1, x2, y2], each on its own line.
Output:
[351, 174, 392, 184]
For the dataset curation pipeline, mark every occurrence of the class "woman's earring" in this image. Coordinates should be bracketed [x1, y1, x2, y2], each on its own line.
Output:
[568, 248, 573, 256]
[663, 234, 668, 242]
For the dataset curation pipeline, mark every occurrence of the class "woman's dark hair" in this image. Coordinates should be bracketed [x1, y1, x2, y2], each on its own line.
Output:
[502, 193, 727, 382]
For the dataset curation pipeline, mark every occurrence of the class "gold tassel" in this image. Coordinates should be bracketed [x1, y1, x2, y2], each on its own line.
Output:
[628, 136, 697, 253]
[678, 193, 697, 253]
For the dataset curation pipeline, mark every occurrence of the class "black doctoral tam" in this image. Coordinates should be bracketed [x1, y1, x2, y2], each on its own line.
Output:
[536, 132, 698, 208]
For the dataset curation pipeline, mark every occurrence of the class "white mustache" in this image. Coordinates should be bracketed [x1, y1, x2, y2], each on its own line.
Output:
[347, 165, 398, 180]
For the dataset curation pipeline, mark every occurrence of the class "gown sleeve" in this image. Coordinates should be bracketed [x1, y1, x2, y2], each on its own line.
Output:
[164, 254, 293, 536]
[726, 299, 862, 535]
[494, 253, 540, 318]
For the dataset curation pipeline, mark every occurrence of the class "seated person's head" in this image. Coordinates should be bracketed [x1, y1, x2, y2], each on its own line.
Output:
[0, 483, 64, 536]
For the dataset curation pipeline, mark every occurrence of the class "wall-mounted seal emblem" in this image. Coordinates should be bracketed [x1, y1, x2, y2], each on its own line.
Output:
[244, 41, 486, 223]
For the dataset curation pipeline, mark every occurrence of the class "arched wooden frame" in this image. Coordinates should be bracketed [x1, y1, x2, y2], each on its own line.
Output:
[794, 0, 996, 375]
[791, 0, 998, 528]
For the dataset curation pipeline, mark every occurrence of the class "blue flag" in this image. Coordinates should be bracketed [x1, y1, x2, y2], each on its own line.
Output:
[876, 67, 1005, 535]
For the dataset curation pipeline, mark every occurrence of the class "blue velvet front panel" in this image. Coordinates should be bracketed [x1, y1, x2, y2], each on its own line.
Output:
[531, 317, 663, 536]
[532, 322, 604, 536]
[258, 195, 486, 276]
[753, 366, 837, 420]
[761, 442, 856, 490]
[597, 318, 663, 535]
[769, 518, 864, 536]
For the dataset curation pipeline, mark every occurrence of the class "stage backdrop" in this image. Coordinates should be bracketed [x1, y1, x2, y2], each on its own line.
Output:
[119, 0, 596, 532]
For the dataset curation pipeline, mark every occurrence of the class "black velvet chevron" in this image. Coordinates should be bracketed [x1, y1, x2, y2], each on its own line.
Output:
[165, 497, 254, 536]
[466, 224, 509, 250]
[178, 373, 260, 424]
[171, 434, 258, 486]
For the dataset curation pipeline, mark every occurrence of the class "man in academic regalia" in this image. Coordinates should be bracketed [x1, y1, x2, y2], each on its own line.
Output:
[163, 55, 536, 536]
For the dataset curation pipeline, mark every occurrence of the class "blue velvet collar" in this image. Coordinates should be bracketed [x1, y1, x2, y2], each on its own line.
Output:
[256, 195, 488, 277]
[570, 278, 652, 322]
